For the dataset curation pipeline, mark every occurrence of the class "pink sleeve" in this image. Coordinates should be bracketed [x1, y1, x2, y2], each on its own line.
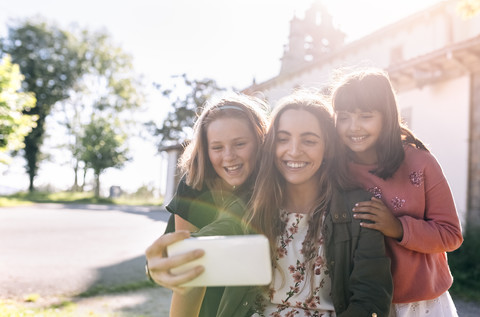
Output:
[398, 153, 463, 253]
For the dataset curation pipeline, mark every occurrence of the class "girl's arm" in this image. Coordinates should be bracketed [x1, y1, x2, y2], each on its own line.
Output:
[168, 216, 206, 317]
[167, 199, 248, 316]
[396, 156, 463, 253]
[175, 214, 199, 232]
[169, 287, 206, 317]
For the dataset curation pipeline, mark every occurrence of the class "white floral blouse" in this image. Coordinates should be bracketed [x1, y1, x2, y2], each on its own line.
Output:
[253, 211, 335, 317]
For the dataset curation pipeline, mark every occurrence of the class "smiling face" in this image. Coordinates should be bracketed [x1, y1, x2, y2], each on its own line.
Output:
[335, 109, 383, 165]
[275, 109, 325, 188]
[207, 117, 258, 188]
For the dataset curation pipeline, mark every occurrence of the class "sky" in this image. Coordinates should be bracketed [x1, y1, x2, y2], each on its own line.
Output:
[0, 0, 442, 196]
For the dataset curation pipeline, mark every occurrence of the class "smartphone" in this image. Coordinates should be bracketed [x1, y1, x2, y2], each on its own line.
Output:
[167, 234, 272, 287]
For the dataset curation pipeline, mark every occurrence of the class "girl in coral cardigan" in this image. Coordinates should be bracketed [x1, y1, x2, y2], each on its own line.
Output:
[331, 67, 463, 317]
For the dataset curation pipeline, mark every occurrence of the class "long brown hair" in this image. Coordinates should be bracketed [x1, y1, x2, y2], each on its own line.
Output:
[244, 90, 345, 280]
[331, 68, 428, 179]
[179, 93, 269, 191]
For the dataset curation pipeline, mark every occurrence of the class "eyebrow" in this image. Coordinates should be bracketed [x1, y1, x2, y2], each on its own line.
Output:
[208, 136, 249, 144]
[277, 130, 322, 138]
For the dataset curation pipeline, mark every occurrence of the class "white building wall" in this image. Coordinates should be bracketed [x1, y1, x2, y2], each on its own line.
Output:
[163, 150, 179, 206]
[396, 76, 470, 224]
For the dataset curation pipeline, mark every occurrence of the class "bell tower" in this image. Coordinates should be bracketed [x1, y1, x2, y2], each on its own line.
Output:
[280, 1, 345, 75]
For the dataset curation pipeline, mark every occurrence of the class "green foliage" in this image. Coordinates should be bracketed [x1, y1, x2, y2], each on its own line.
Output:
[132, 184, 156, 199]
[0, 19, 144, 192]
[0, 19, 85, 191]
[449, 226, 480, 301]
[0, 55, 37, 162]
[80, 117, 130, 197]
[113, 184, 163, 206]
[147, 73, 225, 148]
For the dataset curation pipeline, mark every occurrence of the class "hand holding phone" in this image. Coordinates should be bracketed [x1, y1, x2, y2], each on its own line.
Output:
[167, 235, 272, 287]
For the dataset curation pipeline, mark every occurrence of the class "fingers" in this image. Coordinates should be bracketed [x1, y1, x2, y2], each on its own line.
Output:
[353, 197, 384, 210]
[352, 198, 388, 227]
[145, 230, 191, 257]
[145, 231, 206, 290]
[149, 248, 205, 273]
[155, 261, 205, 288]
[351, 198, 404, 239]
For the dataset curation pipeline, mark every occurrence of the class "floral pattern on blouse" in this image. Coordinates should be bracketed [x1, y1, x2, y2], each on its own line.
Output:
[255, 211, 335, 317]
[368, 186, 383, 199]
[409, 171, 424, 187]
[391, 196, 406, 210]
[363, 170, 426, 213]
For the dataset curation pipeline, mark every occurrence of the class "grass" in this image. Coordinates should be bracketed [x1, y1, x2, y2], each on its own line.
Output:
[77, 281, 157, 298]
[0, 299, 153, 317]
[0, 191, 163, 207]
[0, 281, 159, 317]
[0, 299, 80, 317]
[0, 298, 118, 317]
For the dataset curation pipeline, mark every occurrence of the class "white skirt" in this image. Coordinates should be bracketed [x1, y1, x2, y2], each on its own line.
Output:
[389, 291, 458, 317]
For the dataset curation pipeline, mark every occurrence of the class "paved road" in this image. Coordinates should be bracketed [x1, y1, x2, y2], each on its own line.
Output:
[0, 203, 169, 299]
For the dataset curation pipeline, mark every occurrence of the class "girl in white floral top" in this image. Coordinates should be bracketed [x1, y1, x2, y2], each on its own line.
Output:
[260, 210, 334, 317]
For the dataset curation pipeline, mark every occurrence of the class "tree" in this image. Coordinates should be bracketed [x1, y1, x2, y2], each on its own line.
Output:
[0, 19, 84, 191]
[0, 55, 37, 163]
[55, 28, 144, 191]
[79, 115, 129, 197]
[147, 74, 225, 148]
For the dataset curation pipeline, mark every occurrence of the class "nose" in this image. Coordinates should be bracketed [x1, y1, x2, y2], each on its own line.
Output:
[224, 146, 237, 160]
[349, 117, 361, 132]
[287, 140, 301, 156]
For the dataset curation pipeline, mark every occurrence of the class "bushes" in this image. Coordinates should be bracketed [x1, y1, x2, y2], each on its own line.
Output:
[449, 226, 480, 301]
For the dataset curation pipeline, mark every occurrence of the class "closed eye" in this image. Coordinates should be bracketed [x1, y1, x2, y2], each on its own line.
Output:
[360, 114, 374, 119]
[303, 139, 318, 146]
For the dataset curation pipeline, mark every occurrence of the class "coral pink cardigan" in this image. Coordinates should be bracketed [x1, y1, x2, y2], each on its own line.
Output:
[348, 145, 463, 303]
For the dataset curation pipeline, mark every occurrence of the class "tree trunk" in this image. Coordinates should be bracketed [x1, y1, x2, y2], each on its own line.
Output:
[25, 115, 46, 192]
[72, 160, 79, 192]
[94, 172, 100, 198]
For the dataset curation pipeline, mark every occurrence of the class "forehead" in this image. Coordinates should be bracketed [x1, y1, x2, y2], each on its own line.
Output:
[277, 109, 322, 134]
[206, 117, 254, 141]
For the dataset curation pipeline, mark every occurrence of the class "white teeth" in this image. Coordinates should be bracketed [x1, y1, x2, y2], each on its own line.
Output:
[225, 164, 241, 172]
[350, 136, 367, 142]
[286, 161, 307, 168]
